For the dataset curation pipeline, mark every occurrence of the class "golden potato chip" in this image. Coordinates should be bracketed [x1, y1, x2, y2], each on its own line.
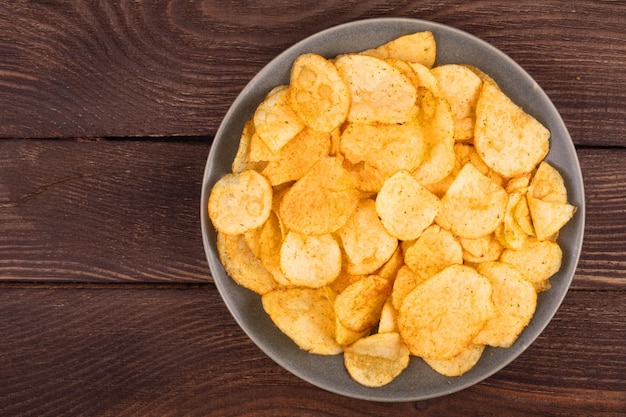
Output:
[435, 163, 508, 239]
[279, 157, 360, 235]
[375, 246, 404, 282]
[360, 31, 436, 68]
[403, 224, 463, 281]
[344, 332, 410, 388]
[495, 192, 529, 250]
[208, 170, 273, 235]
[334, 275, 391, 333]
[408, 62, 441, 95]
[474, 82, 550, 177]
[500, 238, 563, 291]
[412, 94, 456, 186]
[217, 232, 278, 295]
[262, 287, 342, 355]
[528, 161, 568, 204]
[474, 261, 537, 348]
[398, 264, 495, 360]
[453, 142, 504, 187]
[289, 53, 350, 133]
[527, 197, 576, 241]
[424, 344, 485, 377]
[328, 270, 366, 295]
[279, 231, 341, 288]
[335, 54, 417, 124]
[458, 233, 503, 264]
[232, 119, 256, 173]
[376, 170, 441, 241]
[431, 64, 483, 142]
[257, 211, 292, 287]
[335, 316, 370, 346]
[261, 127, 331, 186]
[340, 122, 424, 179]
[506, 173, 531, 194]
[253, 85, 305, 152]
[337, 199, 398, 275]
[378, 300, 399, 334]
[514, 194, 535, 237]
[391, 265, 425, 311]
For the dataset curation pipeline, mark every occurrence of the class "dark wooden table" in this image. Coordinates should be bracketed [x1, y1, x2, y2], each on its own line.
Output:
[1, 2, 625, 416]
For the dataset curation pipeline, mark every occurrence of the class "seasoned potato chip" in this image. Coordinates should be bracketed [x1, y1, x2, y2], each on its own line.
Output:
[527, 197, 576, 241]
[431, 64, 483, 142]
[375, 246, 404, 282]
[500, 238, 563, 291]
[424, 344, 485, 377]
[340, 122, 424, 179]
[289, 53, 350, 133]
[378, 300, 399, 334]
[262, 287, 342, 355]
[528, 161, 568, 203]
[344, 332, 410, 388]
[436, 163, 508, 239]
[329, 270, 366, 294]
[453, 143, 504, 187]
[337, 199, 399, 275]
[496, 192, 529, 250]
[257, 211, 291, 287]
[335, 316, 370, 346]
[506, 173, 531, 194]
[403, 224, 463, 281]
[335, 54, 417, 124]
[279, 157, 360, 235]
[458, 233, 503, 264]
[391, 265, 425, 311]
[474, 261, 537, 347]
[335, 275, 391, 333]
[474, 82, 550, 177]
[514, 194, 535, 237]
[253, 85, 305, 152]
[360, 31, 436, 68]
[217, 232, 278, 295]
[408, 62, 441, 94]
[232, 119, 256, 173]
[398, 264, 495, 360]
[280, 231, 341, 288]
[208, 170, 272, 235]
[376, 170, 441, 241]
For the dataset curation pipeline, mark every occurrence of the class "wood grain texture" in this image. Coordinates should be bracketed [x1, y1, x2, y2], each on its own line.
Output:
[1, 1, 624, 144]
[0, 286, 623, 417]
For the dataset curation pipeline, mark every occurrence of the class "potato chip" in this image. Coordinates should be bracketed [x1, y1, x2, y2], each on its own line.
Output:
[280, 231, 341, 288]
[500, 238, 563, 291]
[474, 82, 550, 177]
[378, 300, 399, 334]
[208, 170, 273, 235]
[431, 64, 483, 142]
[527, 196, 576, 241]
[408, 62, 441, 94]
[217, 232, 278, 295]
[403, 224, 463, 281]
[279, 157, 360, 235]
[340, 121, 425, 179]
[506, 173, 531, 194]
[262, 287, 342, 355]
[335, 54, 417, 124]
[514, 194, 535, 237]
[334, 275, 391, 333]
[391, 265, 425, 311]
[474, 261, 537, 348]
[376, 170, 441, 241]
[344, 332, 410, 388]
[253, 85, 305, 152]
[495, 192, 529, 250]
[398, 264, 495, 360]
[424, 344, 485, 377]
[453, 142, 504, 187]
[458, 233, 503, 264]
[257, 211, 292, 287]
[232, 119, 255, 173]
[528, 161, 568, 204]
[360, 31, 436, 68]
[335, 316, 370, 346]
[375, 246, 404, 282]
[435, 163, 508, 239]
[337, 199, 399, 275]
[289, 53, 350, 133]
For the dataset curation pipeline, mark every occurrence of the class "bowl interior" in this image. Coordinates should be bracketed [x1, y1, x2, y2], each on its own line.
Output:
[200, 17, 585, 402]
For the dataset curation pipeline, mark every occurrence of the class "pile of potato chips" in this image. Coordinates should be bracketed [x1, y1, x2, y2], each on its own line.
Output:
[208, 31, 577, 387]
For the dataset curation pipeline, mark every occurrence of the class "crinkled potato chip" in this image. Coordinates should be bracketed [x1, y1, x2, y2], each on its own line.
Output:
[335, 54, 417, 124]
[360, 31, 436, 68]
[376, 170, 441, 241]
[262, 287, 342, 355]
[424, 344, 485, 377]
[337, 199, 399, 275]
[279, 157, 360, 235]
[398, 264, 495, 360]
[217, 232, 278, 295]
[403, 224, 463, 281]
[500, 238, 563, 292]
[474, 81, 550, 178]
[289, 53, 350, 133]
[474, 262, 537, 347]
[335, 275, 391, 333]
[436, 163, 508, 239]
[344, 332, 410, 388]
[253, 85, 306, 152]
[208, 170, 272, 235]
[280, 231, 341, 288]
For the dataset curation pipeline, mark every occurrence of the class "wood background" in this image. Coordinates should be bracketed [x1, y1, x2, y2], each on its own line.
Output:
[1, 1, 625, 416]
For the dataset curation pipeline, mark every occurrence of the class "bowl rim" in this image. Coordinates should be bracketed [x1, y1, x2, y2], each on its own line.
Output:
[200, 17, 585, 402]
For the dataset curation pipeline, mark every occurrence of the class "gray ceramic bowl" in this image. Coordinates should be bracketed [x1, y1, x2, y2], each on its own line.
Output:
[200, 18, 585, 402]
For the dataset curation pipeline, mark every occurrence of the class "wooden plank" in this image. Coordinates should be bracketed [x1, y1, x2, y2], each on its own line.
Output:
[0, 286, 623, 416]
[1, 2, 624, 145]
[1, 140, 626, 289]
